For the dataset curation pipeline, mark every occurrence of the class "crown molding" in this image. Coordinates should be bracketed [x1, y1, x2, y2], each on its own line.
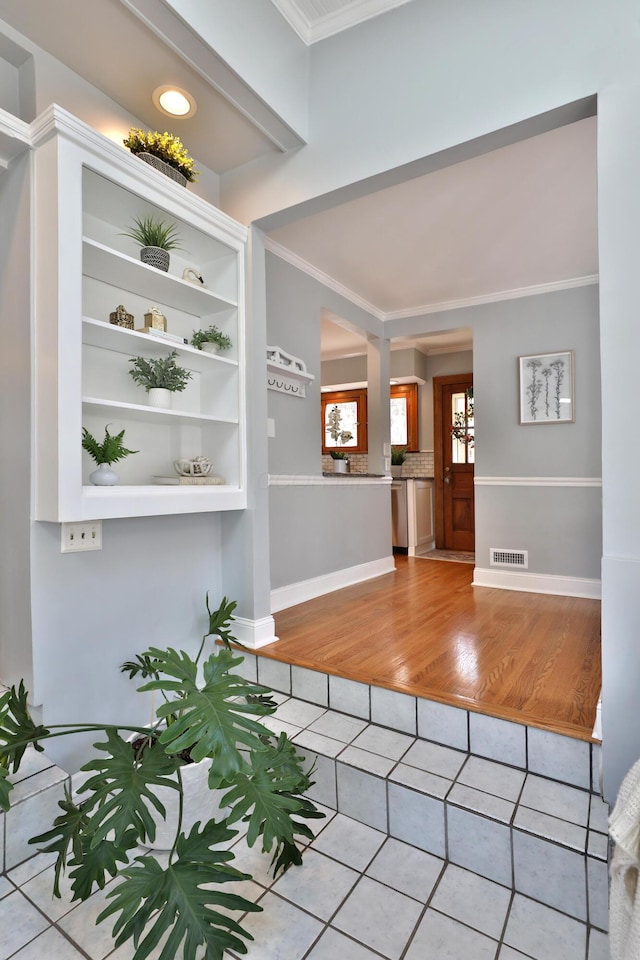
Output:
[384, 275, 600, 320]
[263, 237, 599, 322]
[263, 236, 384, 319]
[271, 0, 415, 44]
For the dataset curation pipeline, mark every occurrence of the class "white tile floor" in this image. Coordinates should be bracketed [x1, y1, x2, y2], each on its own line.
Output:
[1, 808, 608, 960]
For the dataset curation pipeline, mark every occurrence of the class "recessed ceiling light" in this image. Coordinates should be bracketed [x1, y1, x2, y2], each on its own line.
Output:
[152, 86, 197, 119]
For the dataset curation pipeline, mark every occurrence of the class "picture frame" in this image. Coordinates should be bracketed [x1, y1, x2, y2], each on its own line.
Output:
[519, 351, 574, 424]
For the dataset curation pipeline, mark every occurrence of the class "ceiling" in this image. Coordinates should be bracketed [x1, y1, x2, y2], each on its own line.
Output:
[270, 0, 416, 43]
[0, 1, 598, 362]
[269, 116, 598, 360]
[0, 0, 279, 173]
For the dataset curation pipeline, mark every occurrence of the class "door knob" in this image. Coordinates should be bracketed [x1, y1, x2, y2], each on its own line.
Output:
[444, 474, 451, 485]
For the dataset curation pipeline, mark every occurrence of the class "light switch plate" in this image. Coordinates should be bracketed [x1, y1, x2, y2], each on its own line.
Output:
[61, 521, 102, 553]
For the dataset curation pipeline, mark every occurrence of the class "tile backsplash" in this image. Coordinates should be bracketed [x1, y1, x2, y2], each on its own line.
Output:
[322, 452, 434, 476]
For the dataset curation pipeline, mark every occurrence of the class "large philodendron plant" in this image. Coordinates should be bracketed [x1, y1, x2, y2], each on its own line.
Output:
[0, 598, 322, 960]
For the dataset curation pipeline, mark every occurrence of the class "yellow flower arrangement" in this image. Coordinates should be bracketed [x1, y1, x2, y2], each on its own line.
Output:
[123, 128, 199, 182]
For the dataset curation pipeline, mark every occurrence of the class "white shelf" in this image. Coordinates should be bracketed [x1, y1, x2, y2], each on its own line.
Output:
[82, 396, 239, 426]
[83, 239, 237, 315]
[82, 317, 238, 371]
[32, 108, 247, 522]
[79, 484, 246, 521]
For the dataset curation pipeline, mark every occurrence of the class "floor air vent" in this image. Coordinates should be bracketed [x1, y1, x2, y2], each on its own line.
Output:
[490, 548, 528, 569]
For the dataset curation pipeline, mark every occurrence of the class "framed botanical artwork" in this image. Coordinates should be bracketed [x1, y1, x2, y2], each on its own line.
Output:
[519, 351, 574, 424]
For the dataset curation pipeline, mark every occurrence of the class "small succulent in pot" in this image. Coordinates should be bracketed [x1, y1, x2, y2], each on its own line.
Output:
[129, 352, 192, 409]
[329, 450, 348, 460]
[122, 216, 182, 272]
[190, 325, 232, 353]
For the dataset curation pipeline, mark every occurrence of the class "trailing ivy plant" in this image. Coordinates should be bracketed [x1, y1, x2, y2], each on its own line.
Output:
[0, 597, 322, 960]
[129, 351, 192, 392]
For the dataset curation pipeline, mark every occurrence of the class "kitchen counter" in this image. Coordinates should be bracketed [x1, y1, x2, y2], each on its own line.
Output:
[322, 472, 386, 478]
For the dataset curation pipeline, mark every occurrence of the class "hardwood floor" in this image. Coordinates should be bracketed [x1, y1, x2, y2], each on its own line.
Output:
[262, 556, 601, 742]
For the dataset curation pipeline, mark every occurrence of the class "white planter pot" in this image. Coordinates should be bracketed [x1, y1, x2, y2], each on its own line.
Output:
[89, 463, 119, 486]
[391, 465, 403, 477]
[201, 342, 220, 355]
[333, 459, 348, 473]
[148, 388, 172, 409]
[148, 755, 224, 850]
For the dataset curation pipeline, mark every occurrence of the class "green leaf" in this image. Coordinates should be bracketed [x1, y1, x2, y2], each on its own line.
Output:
[81, 425, 137, 465]
[98, 820, 261, 960]
[29, 787, 89, 897]
[205, 594, 238, 648]
[0, 681, 49, 773]
[77, 729, 181, 847]
[0, 766, 13, 813]
[139, 647, 276, 781]
[221, 734, 324, 871]
[68, 830, 138, 901]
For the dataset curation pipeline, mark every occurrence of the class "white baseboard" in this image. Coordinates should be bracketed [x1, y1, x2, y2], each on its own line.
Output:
[472, 567, 601, 599]
[232, 615, 278, 649]
[271, 556, 396, 613]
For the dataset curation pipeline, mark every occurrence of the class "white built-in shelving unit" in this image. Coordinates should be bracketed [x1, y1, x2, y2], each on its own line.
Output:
[31, 106, 247, 521]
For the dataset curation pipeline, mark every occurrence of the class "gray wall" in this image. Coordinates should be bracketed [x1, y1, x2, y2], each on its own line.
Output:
[29, 514, 224, 772]
[267, 252, 382, 475]
[0, 153, 33, 691]
[388, 285, 602, 579]
[269, 484, 391, 589]
[266, 253, 391, 590]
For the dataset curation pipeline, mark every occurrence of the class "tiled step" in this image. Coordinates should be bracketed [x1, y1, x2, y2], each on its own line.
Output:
[242, 654, 610, 932]
[1, 747, 70, 873]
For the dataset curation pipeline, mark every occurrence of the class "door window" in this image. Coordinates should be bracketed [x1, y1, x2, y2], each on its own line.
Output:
[450, 388, 474, 464]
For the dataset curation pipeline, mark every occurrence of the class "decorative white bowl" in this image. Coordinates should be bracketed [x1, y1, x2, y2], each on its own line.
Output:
[174, 457, 212, 477]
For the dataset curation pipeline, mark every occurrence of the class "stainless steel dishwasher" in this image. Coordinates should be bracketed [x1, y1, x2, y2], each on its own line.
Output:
[391, 479, 408, 552]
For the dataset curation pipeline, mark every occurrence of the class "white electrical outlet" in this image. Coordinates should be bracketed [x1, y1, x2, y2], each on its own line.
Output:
[384, 457, 391, 471]
[61, 521, 102, 553]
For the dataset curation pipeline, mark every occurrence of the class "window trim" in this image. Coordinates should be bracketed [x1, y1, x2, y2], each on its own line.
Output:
[321, 383, 419, 454]
[390, 383, 419, 452]
[321, 388, 368, 454]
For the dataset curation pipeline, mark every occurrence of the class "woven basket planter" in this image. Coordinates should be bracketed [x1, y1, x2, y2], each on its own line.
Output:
[140, 246, 170, 272]
[137, 152, 188, 188]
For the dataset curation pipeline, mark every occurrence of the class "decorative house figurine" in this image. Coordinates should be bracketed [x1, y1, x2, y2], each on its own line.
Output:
[109, 304, 134, 329]
[143, 306, 167, 331]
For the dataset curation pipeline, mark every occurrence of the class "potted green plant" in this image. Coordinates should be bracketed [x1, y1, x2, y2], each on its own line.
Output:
[190, 325, 232, 354]
[391, 445, 407, 477]
[82, 425, 138, 486]
[123, 128, 199, 186]
[122, 215, 182, 273]
[0, 596, 321, 960]
[330, 450, 349, 474]
[129, 351, 192, 409]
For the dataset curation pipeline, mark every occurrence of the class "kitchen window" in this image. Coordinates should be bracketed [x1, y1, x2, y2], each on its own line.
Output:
[322, 389, 368, 453]
[321, 383, 418, 453]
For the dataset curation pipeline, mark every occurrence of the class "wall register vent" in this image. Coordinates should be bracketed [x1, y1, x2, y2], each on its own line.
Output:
[490, 548, 528, 569]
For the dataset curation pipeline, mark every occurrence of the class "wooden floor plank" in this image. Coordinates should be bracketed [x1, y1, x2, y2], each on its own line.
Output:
[262, 556, 601, 741]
